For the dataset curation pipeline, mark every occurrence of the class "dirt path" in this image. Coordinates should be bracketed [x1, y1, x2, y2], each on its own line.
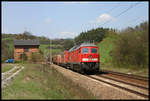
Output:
[2, 66, 24, 89]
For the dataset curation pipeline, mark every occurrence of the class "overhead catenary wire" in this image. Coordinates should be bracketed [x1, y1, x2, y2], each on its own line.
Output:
[121, 16, 147, 29]
[83, 2, 121, 32]
[77, 2, 142, 44]
[106, 2, 121, 14]
[81, 23, 88, 43]
[50, 38, 52, 63]
[87, 2, 121, 30]
[80, 2, 120, 43]
[99, 2, 141, 27]
[115, 2, 141, 17]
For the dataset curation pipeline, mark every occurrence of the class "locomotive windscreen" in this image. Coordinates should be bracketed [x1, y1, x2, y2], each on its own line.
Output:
[82, 48, 89, 54]
[91, 48, 97, 53]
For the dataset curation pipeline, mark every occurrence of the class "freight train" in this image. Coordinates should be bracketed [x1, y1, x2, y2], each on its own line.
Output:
[52, 43, 100, 73]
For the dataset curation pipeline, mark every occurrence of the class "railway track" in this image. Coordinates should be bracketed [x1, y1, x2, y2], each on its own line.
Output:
[96, 74, 148, 90]
[83, 70, 148, 98]
[84, 70, 149, 98]
[101, 69, 149, 81]
[51, 63, 149, 99]
[86, 75, 149, 98]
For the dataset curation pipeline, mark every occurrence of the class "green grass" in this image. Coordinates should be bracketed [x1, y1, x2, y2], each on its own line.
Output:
[39, 44, 62, 55]
[2, 65, 14, 73]
[2, 63, 95, 99]
[97, 35, 148, 77]
[100, 63, 149, 77]
[97, 35, 118, 63]
[2, 38, 13, 41]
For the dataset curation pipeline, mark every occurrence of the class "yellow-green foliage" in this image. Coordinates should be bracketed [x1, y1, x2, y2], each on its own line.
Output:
[97, 34, 118, 63]
[39, 44, 62, 56]
[2, 65, 13, 73]
[112, 22, 148, 67]
[30, 52, 44, 63]
[20, 53, 28, 61]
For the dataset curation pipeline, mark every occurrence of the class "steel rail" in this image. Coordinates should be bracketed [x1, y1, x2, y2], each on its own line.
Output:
[51, 64, 149, 98]
[101, 70, 149, 81]
[96, 75, 148, 90]
[86, 75, 149, 98]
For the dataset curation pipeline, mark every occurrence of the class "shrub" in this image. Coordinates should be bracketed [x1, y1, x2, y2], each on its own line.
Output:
[14, 60, 22, 64]
[30, 52, 44, 63]
[20, 53, 27, 61]
[112, 22, 148, 68]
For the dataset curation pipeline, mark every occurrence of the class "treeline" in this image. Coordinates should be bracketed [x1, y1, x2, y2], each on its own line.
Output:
[47, 39, 74, 50]
[74, 21, 148, 68]
[2, 21, 148, 68]
[1, 31, 49, 62]
[2, 40, 14, 62]
[1, 31, 74, 62]
[2, 31, 51, 44]
[2, 31, 74, 48]
[112, 21, 148, 67]
[75, 28, 117, 44]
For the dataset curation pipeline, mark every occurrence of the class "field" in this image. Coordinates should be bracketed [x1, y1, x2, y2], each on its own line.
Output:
[39, 44, 62, 55]
[2, 64, 14, 73]
[2, 63, 95, 99]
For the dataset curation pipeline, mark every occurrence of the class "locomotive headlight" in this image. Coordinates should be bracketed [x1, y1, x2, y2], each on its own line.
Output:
[91, 58, 98, 61]
[82, 58, 98, 61]
[82, 58, 89, 61]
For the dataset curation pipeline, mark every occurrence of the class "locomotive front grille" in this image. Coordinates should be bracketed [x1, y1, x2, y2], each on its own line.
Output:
[84, 62, 96, 68]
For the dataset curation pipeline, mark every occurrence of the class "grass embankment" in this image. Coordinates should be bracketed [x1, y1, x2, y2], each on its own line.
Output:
[97, 35, 117, 64]
[2, 63, 95, 99]
[97, 35, 148, 77]
[2, 65, 13, 73]
[2, 64, 16, 73]
[101, 63, 148, 77]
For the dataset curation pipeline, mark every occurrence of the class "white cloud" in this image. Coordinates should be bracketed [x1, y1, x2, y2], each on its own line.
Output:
[44, 18, 52, 24]
[88, 13, 115, 27]
[59, 32, 77, 38]
[96, 13, 114, 23]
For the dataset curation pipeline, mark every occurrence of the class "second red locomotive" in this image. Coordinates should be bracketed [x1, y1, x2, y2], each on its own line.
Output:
[52, 43, 100, 73]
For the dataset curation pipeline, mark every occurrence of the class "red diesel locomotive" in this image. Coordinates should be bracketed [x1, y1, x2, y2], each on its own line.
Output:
[52, 43, 100, 73]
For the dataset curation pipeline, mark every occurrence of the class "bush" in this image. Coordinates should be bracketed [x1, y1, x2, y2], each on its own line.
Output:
[30, 52, 44, 63]
[14, 60, 22, 64]
[112, 22, 148, 68]
[20, 53, 27, 61]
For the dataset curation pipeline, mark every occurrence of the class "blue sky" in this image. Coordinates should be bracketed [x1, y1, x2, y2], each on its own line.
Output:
[2, 1, 149, 39]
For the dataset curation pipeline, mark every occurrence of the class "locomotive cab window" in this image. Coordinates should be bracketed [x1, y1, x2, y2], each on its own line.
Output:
[82, 48, 89, 54]
[79, 50, 81, 53]
[91, 48, 97, 53]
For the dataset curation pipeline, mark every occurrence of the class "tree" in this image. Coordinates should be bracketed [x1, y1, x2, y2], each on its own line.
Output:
[112, 21, 148, 67]
[15, 31, 36, 40]
[74, 27, 115, 45]
[62, 39, 74, 50]
[2, 40, 9, 62]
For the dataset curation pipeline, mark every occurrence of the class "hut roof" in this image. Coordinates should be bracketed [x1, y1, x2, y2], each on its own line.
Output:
[14, 40, 40, 46]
